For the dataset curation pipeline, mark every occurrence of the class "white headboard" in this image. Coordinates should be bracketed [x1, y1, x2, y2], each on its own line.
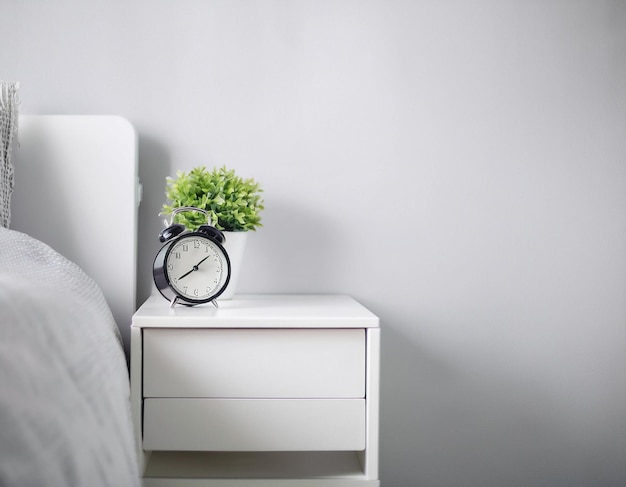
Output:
[10, 115, 139, 350]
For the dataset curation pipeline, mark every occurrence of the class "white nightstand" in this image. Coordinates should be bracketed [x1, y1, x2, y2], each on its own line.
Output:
[131, 294, 380, 487]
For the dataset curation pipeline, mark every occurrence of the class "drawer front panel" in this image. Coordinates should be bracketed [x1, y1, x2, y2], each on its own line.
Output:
[143, 398, 366, 451]
[143, 328, 365, 398]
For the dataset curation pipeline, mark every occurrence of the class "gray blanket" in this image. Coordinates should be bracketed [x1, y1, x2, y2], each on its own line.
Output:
[0, 227, 139, 487]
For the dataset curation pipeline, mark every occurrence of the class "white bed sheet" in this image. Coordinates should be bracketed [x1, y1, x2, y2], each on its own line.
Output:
[0, 227, 139, 487]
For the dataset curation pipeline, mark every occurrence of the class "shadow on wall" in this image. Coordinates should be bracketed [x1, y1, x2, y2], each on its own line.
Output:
[136, 133, 171, 306]
[239, 198, 347, 294]
[378, 319, 618, 487]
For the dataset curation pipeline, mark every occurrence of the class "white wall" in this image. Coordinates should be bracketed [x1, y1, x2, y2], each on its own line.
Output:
[2, 1, 624, 485]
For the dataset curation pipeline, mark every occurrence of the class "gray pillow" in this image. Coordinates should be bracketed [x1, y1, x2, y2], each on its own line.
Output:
[0, 81, 19, 228]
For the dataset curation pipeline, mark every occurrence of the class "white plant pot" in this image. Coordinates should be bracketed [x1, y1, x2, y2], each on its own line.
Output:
[220, 231, 248, 300]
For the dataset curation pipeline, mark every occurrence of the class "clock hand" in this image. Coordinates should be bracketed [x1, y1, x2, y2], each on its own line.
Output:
[195, 255, 211, 267]
[177, 256, 212, 281]
[177, 267, 196, 280]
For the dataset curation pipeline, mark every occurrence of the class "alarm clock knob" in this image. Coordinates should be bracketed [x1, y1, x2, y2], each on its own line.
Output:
[159, 223, 185, 242]
[198, 225, 225, 243]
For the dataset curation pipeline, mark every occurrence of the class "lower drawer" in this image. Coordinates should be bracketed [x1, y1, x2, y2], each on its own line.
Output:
[143, 398, 365, 452]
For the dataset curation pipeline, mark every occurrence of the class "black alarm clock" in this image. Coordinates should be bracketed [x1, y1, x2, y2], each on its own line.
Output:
[153, 207, 231, 307]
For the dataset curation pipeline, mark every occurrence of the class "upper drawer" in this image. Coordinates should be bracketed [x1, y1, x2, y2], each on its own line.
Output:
[143, 328, 365, 398]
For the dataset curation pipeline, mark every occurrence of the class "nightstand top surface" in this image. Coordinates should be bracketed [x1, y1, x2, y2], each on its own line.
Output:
[132, 294, 379, 328]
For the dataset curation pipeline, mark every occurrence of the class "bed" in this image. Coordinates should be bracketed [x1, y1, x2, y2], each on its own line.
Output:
[0, 115, 141, 487]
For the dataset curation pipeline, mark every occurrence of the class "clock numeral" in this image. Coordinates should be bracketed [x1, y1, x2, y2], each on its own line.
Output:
[194, 288, 199, 296]
[182, 244, 189, 252]
[167, 263, 173, 271]
[194, 240, 201, 249]
[175, 252, 181, 259]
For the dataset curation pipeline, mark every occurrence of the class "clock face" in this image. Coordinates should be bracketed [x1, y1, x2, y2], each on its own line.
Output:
[164, 234, 230, 302]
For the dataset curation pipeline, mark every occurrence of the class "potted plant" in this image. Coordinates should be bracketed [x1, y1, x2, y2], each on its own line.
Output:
[162, 165, 264, 299]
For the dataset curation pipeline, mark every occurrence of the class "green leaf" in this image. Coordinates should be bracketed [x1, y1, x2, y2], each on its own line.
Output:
[162, 165, 264, 231]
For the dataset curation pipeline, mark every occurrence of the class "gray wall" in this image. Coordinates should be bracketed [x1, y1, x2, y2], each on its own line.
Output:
[2, 1, 625, 485]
